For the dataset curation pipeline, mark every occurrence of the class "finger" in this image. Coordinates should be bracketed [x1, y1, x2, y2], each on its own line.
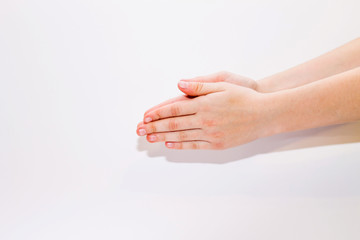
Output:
[137, 121, 143, 129]
[165, 141, 211, 150]
[138, 115, 200, 135]
[144, 95, 191, 117]
[181, 71, 229, 83]
[178, 81, 226, 97]
[144, 100, 199, 123]
[146, 129, 204, 142]
[136, 121, 145, 135]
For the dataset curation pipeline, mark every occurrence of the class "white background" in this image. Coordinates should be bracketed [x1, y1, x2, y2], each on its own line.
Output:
[1, 0, 360, 239]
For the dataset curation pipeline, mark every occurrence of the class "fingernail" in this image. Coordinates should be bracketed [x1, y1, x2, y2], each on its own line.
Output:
[166, 142, 174, 148]
[139, 129, 146, 136]
[148, 135, 157, 142]
[179, 81, 188, 89]
[144, 117, 152, 123]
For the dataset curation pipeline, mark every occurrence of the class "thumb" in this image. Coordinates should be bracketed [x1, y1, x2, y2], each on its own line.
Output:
[178, 81, 225, 96]
[181, 72, 224, 83]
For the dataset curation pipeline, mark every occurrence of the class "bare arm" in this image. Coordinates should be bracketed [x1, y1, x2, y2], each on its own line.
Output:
[257, 38, 360, 93]
[267, 66, 360, 136]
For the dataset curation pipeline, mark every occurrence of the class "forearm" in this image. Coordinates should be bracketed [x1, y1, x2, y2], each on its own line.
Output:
[257, 38, 360, 93]
[267, 67, 360, 136]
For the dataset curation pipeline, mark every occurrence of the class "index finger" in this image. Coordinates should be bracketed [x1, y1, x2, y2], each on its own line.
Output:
[144, 100, 199, 123]
[144, 95, 192, 117]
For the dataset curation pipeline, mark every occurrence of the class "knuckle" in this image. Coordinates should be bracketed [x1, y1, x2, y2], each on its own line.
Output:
[168, 119, 178, 131]
[150, 123, 157, 133]
[202, 119, 216, 127]
[211, 131, 225, 139]
[178, 131, 188, 141]
[213, 142, 225, 150]
[170, 104, 180, 116]
[191, 142, 199, 149]
[157, 133, 165, 141]
[154, 109, 162, 120]
[194, 82, 204, 93]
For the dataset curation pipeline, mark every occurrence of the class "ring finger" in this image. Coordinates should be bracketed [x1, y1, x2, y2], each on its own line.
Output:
[138, 115, 201, 135]
[147, 129, 205, 142]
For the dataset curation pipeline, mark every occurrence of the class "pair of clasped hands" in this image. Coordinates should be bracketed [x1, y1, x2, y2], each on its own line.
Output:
[136, 71, 271, 150]
[136, 39, 360, 150]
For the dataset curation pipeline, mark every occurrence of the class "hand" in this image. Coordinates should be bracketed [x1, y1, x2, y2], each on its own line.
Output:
[180, 71, 258, 90]
[136, 81, 275, 150]
[140, 71, 258, 124]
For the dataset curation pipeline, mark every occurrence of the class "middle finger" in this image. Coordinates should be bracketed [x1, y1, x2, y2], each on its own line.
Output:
[138, 115, 201, 135]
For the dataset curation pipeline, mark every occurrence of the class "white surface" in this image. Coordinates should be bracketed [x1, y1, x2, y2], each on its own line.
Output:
[1, 0, 360, 239]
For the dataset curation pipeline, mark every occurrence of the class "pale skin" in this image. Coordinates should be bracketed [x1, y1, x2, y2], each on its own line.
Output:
[136, 38, 360, 150]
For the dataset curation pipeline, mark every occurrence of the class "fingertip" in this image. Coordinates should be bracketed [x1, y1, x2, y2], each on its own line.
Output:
[178, 81, 196, 96]
[138, 128, 146, 136]
[136, 122, 147, 136]
[178, 81, 189, 89]
[165, 142, 175, 148]
[179, 78, 195, 82]
[137, 121, 144, 128]
[144, 116, 152, 123]
[147, 134, 157, 142]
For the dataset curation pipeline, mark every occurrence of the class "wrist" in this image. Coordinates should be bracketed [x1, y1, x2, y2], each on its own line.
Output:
[259, 91, 291, 137]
